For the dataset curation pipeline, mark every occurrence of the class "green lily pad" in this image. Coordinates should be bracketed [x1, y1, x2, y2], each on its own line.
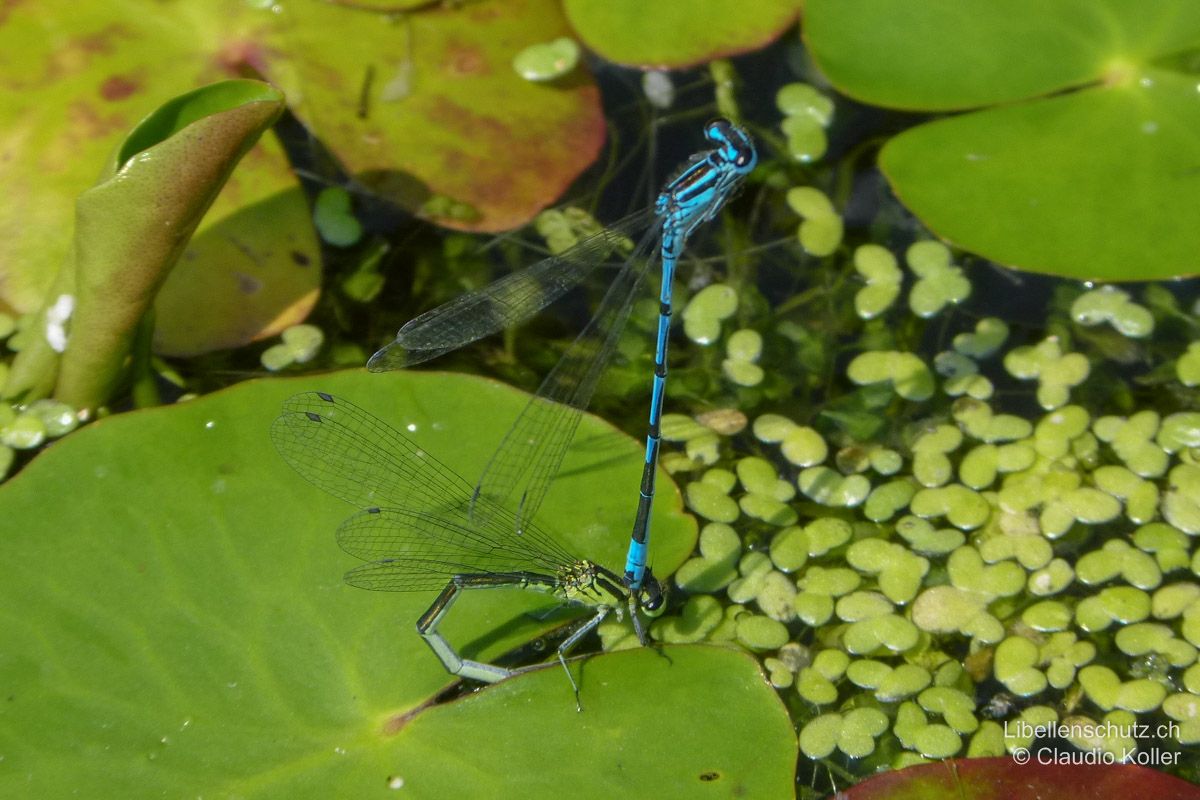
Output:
[392, 645, 795, 796]
[806, 0, 1200, 280]
[0, 371, 756, 797]
[562, 0, 800, 68]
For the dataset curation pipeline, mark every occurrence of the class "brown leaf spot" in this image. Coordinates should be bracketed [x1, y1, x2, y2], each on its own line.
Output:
[440, 37, 489, 78]
[99, 74, 140, 102]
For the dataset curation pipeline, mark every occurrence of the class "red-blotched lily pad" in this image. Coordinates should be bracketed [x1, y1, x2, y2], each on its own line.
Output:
[805, 0, 1200, 281]
[259, 0, 605, 232]
[0, 371, 803, 798]
[0, 1, 319, 361]
[844, 757, 1200, 799]
[564, 0, 800, 68]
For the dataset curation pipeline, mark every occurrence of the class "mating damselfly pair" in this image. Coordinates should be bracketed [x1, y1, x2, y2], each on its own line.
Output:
[272, 119, 757, 704]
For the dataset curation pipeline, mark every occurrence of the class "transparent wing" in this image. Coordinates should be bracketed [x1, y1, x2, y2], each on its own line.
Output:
[335, 508, 566, 591]
[470, 224, 660, 531]
[270, 392, 579, 585]
[367, 209, 655, 371]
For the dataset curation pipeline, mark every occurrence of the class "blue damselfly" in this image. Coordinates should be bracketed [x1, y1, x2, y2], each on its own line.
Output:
[368, 119, 756, 623]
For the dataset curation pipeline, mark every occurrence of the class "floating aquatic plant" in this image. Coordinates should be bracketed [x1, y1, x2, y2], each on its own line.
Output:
[644, 225, 1200, 773]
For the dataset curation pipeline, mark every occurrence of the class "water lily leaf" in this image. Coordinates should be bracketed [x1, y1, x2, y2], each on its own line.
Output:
[805, 0, 1200, 280]
[263, 0, 605, 232]
[389, 645, 796, 796]
[4, 79, 292, 408]
[0, 370, 753, 797]
[562, 0, 800, 68]
[0, 2, 317, 361]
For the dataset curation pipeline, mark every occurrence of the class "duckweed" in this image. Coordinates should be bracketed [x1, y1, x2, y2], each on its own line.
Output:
[1177, 341, 1200, 387]
[865, 480, 918, 522]
[1061, 713, 1136, 759]
[1, 413, 46, 450]
[652, 595, 723, 643]
[629, 204, 1200, 777]
[978, 532, 1052, 571]
[1115, 623, 1197, 668]
[1071, 286, 1154, 338]
[1162, 692, 1200, 743]
[934, 350, 993, 400]
[682, 283, 738, 345]
[777, 83, 833, 163]
[802, 517, 854, 556]
[953, 317, 1009, 359]
[769, 526, 809, 572]
[722, 329, 765, 386]
[685, 480, 739, 523]
[847, 351, 935, 401]
[794, 591, 835, 626]
[511, 36, 580, 82]
[874, 664, 933, 702]
[952, 398, 1033, 442]
[1077, 664, 1168, 713]
[735, 614, 789, 651]
[776, 82, 834, 127]
[896, 515, 963, 554]
[786, 187, 843, 256]
[910, 484, 990, 530]
[24, 399, 79, 438]
[726, 552, 773, 604]
[755, 571, 798, 622]
[674, 523, 741, 593]
[994, 636, 1048, 696]
[798, 565, 862, 597]
[1075, 539, 1161, 589]
[753, 414, 829, 467]
[842, 612, 921, 655]
[1093, 411, 1168, 477]
[1075, 586, 1152, 631]
[1151, 581, 1200, 619]
[1164, 463, 1200, 534]
[853, 244, 902, 319]
[905, 241, 970, 318]
[966, 721, 1007, 757]
[1021, 600, 1073, 632]
[845, 538, 929, 603]
[1157, 412, 1200, 453]
[912, 723, 962, 759]
[262, 324, 325, 372]
[1003, 336, 1090, 410]
[739, 493, 797, 526]
[798, 467, 871, 507]
[800, 707, 889, 759]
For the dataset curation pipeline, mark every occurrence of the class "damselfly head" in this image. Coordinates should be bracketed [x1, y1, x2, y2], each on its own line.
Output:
[638, 568, 665, 612]
[705, 118, 757, 173]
